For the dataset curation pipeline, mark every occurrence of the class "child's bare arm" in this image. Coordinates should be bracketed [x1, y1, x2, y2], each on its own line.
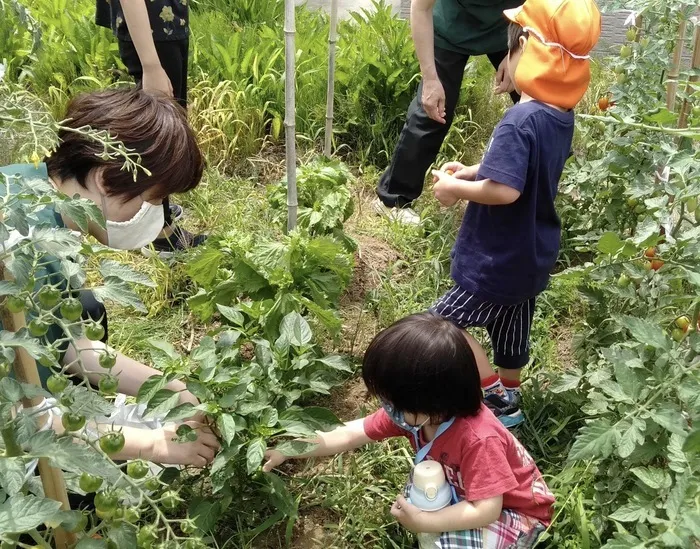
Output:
[391, 494, 503, 533]
[263, 419, 372, 472]
[432, 170, 521, 206]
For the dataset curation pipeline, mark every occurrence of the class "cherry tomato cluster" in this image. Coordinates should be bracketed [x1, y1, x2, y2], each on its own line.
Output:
[643, 247, 664, 271]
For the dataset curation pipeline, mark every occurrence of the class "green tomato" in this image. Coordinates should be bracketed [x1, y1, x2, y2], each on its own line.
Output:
[94, 490, 118, 513]
[671, 328, 686, 342]
[60, 298, 83, 322]
[180, 519, 197, 535]
[160, 490, 181, 511]
[60, 393, 75, 407]
[6, 296, 27, 314]
[99, 352, 117, 370]
[686, 197, 698, 213]
[144, 477, 161, 492]
[640, 37, 650, 48]
[79, 472, 103, 493]
[28, 319, 50, 337]
[98, 375, 119, 396]
[626, 28, 637, 42]
[617, 274, 631, 288]
[85, 322, 105, 342]
[127, 460, 149, 480]
[67, 512, 88, 533]
[37, 287, 61, 309]
[626, 197, 638, 208]
[95, 507, 114, 521]
[46, 374, 69, 394]
[99, 432, 125, 455]
[620, 45, 632, 58]
[137, 525, 158, 548]
[61, 413, 86, 432]
[617, 73, 627, 85]
[123, 508, 141, 524]
[675, 316, 691, 332]
[634, 204, 645, 214]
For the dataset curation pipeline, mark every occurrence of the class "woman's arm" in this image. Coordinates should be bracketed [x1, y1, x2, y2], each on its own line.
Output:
[391, 495, 503, 533]
[263, 419, 372, 472]
[63, 338, 199, 408]
[119, 0, 173, 96]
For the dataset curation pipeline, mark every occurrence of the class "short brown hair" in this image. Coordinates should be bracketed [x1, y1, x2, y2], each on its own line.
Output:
[46, 89, 204, 202]
[508, 22, 529, 54]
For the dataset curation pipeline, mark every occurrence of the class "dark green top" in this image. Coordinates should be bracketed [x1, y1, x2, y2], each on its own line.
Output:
[1, 163, 67, 388]
[95, 0, 188, 42]
[433, 0, 522, 56]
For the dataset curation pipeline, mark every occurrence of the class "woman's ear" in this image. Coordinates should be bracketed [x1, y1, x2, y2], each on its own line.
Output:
[90, 166, 109, 196]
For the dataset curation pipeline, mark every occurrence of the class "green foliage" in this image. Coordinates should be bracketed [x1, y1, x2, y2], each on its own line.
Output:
[268, 159, 356, 247]
[187, 230, 354, 337]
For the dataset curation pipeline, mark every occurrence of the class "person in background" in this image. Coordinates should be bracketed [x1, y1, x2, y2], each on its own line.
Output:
[373, 0, 522, 225]
[1, 89, 219, 466]
[264, 314, 553, 548]
[96, 0, 206, 257]
[430, 0, 601, 427]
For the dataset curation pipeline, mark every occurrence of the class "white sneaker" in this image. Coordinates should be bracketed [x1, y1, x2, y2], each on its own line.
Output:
[371, 197, 421, 226]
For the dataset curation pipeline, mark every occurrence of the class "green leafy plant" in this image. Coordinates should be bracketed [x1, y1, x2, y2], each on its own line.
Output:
[267, 159, 356, 248]
[187, 230, 354, 337]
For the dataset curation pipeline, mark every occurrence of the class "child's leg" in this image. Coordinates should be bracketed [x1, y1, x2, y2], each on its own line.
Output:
[484, 297, 536, 390]
[430, 287, 501, 381]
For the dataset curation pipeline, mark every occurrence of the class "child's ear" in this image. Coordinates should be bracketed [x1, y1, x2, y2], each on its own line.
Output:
[519, 35, 528, 52]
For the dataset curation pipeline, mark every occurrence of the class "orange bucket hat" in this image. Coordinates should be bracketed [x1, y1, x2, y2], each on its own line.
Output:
[504, 0, 602, 109]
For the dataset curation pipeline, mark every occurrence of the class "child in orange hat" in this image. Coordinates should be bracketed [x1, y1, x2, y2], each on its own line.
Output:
[430, 0, 601, 430]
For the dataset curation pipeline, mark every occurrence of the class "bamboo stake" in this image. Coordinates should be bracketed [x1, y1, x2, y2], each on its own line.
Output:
[0, 266, 75, 549]
[666, 18, 687, 111]
[284, 0, 298, 232]
[678, 21, 700, 130]
[324, 0, 339, 157]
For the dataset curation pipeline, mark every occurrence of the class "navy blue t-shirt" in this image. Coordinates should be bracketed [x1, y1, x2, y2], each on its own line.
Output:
[450, 101, 574, 305]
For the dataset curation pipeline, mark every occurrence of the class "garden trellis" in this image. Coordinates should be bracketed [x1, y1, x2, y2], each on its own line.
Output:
[286, 0, 340, 230]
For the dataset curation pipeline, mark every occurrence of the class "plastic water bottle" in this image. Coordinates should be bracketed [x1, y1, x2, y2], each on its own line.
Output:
[408, 461, 452, 549]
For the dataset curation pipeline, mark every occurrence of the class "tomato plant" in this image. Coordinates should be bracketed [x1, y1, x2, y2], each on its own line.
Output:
[550, 1, 700, 547]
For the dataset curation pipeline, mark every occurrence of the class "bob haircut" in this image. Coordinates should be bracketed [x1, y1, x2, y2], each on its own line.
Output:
[46, 89, 204, 202]
[362, 312, 483, 421]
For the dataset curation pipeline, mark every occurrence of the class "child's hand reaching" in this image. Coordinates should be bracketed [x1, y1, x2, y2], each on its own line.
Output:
[432, 170, 460, 207]
[391, 495, 426, 533]
[262, 448, 287, 472]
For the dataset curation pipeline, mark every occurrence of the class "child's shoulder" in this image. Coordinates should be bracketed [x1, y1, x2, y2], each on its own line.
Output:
[499, 101, 575, 130]
[453, 405, 512, 444]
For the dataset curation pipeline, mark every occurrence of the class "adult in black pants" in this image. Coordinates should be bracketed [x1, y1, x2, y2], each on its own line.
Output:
[96, 0, 205, 257]
[373, 0, 522, 224]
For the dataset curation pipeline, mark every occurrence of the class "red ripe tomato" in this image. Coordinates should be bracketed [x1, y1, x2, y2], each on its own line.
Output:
[598, 96, 610, 111]
[650, 259, 664, 271]
[644, 247, 656, 259]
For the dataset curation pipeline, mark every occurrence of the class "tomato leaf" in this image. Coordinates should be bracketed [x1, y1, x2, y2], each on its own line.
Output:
[0, 493, 62, 535]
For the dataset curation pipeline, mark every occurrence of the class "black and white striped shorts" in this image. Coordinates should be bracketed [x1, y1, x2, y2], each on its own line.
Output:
[429, 286, 536, 370]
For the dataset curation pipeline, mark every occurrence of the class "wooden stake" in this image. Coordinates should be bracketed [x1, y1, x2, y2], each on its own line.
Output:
[0, 265, 75, 548]
[666, 18, 687, 111]
[678, 21, 700, 130]
[284, 0, 298, 232]
[324, 0, 339, 157]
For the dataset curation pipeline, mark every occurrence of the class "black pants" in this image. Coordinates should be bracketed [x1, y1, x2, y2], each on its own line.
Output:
[377, 47, 520, 208]
[118, 39, 190, 227]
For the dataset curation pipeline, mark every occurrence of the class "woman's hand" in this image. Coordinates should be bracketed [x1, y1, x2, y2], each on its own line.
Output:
[146, 421, 220, 467]
[262, 449, 288, 472]
[142, 64, 174, 97]
[390, 495, 427, 533]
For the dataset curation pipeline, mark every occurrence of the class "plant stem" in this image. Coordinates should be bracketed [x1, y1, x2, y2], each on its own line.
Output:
[1, 425, 23, 457]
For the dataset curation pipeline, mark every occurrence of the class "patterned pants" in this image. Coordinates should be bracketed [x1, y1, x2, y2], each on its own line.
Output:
[419, 510, 545, 549]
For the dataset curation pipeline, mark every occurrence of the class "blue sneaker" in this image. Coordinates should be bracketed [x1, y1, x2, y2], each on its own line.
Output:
[484, 391, 524, 429]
